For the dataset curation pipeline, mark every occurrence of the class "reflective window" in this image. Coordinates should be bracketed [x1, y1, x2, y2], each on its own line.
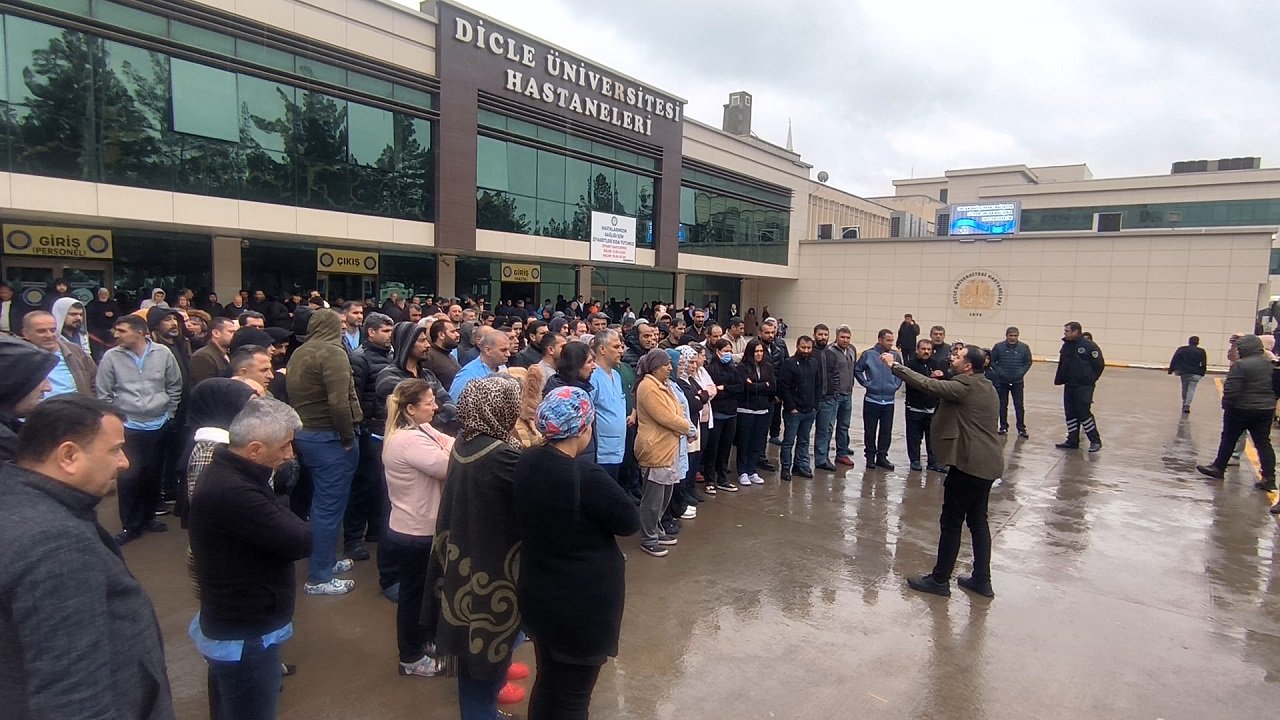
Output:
[0, 14, 435, 221]
[679, 184, 791, 265]
[172, 58, 238, 142]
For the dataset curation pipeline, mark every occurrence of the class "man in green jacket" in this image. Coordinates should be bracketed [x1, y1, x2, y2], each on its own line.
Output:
[881, 344, 1004, 598]
[287, 309, 362, 595]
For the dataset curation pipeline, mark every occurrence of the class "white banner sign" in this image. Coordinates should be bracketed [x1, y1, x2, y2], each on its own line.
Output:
[589, 211, 636, 264]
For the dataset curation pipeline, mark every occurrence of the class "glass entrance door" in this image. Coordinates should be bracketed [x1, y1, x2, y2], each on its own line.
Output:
[316, 274, 378, 305]
[2, 259, 111, 307]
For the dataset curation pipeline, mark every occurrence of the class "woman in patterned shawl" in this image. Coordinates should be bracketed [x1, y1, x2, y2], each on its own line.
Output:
[421, 373, 525, 718]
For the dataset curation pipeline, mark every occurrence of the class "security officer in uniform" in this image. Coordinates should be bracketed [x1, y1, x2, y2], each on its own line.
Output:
[1054, 321, 1104, 452]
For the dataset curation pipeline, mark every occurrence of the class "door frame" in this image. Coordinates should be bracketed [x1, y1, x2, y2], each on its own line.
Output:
[1, 257, 113, 303]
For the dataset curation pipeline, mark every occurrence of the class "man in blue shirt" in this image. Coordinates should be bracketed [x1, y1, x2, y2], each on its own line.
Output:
[854, 329, 903, 470]
[590, 329, 629, 480]
[450, 326, 511, 399]
[340, 301, 364, 353]
[96, 314, 183, 545]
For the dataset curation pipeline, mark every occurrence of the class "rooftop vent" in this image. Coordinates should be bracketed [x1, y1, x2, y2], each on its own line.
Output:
[1171, 157, 1261, 174]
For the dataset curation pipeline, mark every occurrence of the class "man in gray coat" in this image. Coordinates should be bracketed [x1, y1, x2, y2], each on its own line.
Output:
[0, 395, 175, 720]
[1196, 334, 1276, 492]
[882, 344, 1004, 598]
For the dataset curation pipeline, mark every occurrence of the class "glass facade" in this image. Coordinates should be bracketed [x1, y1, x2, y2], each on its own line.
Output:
[113, 231, 212, 298]
[591, 267, 673, 307]
[679, 166, 791, 266]
[455, 257, 574, 306]
[1021, 199, 1280, 232]
[476, 110, 655, 244]
[0, 12, 436, 220]
[684, 273, 741, 315]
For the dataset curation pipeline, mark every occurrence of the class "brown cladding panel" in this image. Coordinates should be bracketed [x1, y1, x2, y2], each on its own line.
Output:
[435, 0, 685, 265]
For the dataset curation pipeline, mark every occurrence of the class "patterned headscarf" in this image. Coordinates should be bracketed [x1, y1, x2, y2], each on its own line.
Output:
[456, 373, 522, 447]
[676, 345, 697, 381]
[536, 386, 595, 440]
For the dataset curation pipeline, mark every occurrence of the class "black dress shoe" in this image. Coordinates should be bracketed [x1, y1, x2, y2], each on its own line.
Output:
[145, 519, 168, 533]
[114, 529, 139, 546]
[957, 575, 995, 598]
[345, 542, 371, 561]
[758, 459, 777, 471]
[815, 463, 837, 472]
[875, 459, 895, 471]
[907, 573, 951, 597]
[1087, 441, 1102, 453]
[1196, 464, 1225, 480]
[1017, 429, 1029, 438]
[780, 472, 792, 482]
[1055, 441, 1079, 449]
[1254, 479, 1277, 491]
[792, 467, 813, 479]
[927, 464, 948, 473]
[1270, 502, 1280, 515]
[997, 427, 1008, 435]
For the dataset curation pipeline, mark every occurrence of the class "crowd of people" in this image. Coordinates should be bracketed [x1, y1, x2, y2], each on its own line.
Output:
[3, 274, 1278, 720]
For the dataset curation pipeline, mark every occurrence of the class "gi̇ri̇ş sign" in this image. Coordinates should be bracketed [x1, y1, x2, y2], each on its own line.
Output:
[590, 212, 636, 265]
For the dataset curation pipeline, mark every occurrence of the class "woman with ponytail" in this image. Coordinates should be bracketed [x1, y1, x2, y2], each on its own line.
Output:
[380, 378, 453, 678]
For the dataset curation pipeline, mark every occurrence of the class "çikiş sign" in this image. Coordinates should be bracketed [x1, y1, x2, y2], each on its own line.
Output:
[317, 248, 379, 275]
[590, 212, 636, 265]
[3, 224, 113, 259]
[450, 12, 683, 138]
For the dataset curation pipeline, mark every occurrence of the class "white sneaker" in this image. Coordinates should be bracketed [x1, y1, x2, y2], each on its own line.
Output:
[305, 578, 355, 595]
[681, 506, 697, 519]
[750, 473, 764, 485]
[332, 559, 354, 574]
[399, 655, 444, 677]
[738, 473, 752, 486]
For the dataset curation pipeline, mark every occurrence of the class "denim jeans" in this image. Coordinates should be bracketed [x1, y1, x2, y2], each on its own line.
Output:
[735, 412, 770, 476]
[457, 654, 514, 720]
[344, 434, 385, 546]
[996, 381, 1026, 432]
[833, 392, 854, 460]
[781, 409, 816, 472]
[863, 401, 895, 461]
[1179, 373, 1202, 408]
[295, 429, 359, 584]
[207, 639, 282, 720]
[815, 393, 854, 465]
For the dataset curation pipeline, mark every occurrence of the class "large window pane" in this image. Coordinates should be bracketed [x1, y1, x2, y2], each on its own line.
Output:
[173, 134, 240, 198]
[477, 136, 508, 191]
[588, 163, 615, 212]
[93, 0, 168, 37]
[565, 157, 591, 205]
[348, 102, 393, 168]
[6, 18, 95, 178]
[507, 142, 537, 197]
[395, 115, 433, 220]
[536, 149, 565, 203]
[536, 198, 565, 237]
[294, 90, 347, 164]
[238, 74, 294, 152]
[613, 170, 637, 215]
[171, 59, 237, 142]
[99, 40, 172, 188]
[243, 147, 293, 205]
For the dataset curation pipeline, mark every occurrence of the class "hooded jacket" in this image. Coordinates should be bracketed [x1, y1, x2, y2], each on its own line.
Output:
[350, 338, 393, 428]
[147, 307, 191, 392]
[1222, 334, 1275, 411]
[286, 310, 362, 444]
[0, 338, 57, 461]
[373, 322, 457, 433]
[456, 320, 479, 367]
[50, 297, 97, 396]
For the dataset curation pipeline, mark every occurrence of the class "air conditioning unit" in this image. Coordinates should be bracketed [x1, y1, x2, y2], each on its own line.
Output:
[840, 226, 860, 240]
[817, 223, 833, 240]
[936, 213, 950, 237]
[1095, 212, 1123, 232]
[890, 216, 902, 238]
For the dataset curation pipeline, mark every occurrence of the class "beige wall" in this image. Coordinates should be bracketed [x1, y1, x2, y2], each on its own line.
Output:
[807, 182, 891, 239]
[190, 0, 438, 76]
[754, 228, 1272, 367]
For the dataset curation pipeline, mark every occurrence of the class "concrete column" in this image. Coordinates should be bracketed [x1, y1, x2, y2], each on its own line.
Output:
[576, 264, 594, 302]
[673, 272, 687, 307]
[211, 236, 242, 305]
[437, 254, 457, 299]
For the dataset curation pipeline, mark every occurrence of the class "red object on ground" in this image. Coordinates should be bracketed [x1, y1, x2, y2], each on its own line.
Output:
[498, 682, 527, 705]
[507, 662, 530, 680]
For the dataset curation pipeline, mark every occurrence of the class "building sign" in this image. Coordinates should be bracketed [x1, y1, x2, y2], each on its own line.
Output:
[947, 201, 1021, 238]
[3, 224, 113, 259]
[501, 263, 541, 283]
[950, 270, 1006, 318]
[445, 5, 684, 139]
[317, 248, 379, 275]
[590, 211, 637, 264]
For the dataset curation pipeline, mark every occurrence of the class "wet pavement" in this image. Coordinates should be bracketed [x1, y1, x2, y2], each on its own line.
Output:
[115, 367, 1280, 719]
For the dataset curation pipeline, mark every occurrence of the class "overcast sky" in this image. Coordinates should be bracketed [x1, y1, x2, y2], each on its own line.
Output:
[394, 0, 1280, 197]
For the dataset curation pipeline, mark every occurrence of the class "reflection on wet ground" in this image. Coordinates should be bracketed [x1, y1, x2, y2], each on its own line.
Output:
[119, 368, 1280, 719]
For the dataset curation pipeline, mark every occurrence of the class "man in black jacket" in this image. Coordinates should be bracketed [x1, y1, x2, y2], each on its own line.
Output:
[1196, 334, 1276, 493]
[509, 319, 546, 370]
[905, 339, 947, 473]
[190, 396, 311, 720]
[344, 312, 394, 562]
[2, 396, 175, 720]
[759, 318, 789, 445]
[0, 337, 55, 462]
[1168, 336, 1208, 414]
[1054, 322, 1105, 452]
[778, 336, 821, 481]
